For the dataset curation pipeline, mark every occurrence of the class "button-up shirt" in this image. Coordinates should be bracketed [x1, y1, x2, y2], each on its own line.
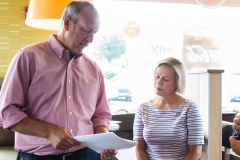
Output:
[0, 34, 111, 155]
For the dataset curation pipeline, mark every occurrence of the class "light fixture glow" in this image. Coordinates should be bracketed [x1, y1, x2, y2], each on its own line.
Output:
[25, 0, 94, 31]
[195, 0, 226, 8]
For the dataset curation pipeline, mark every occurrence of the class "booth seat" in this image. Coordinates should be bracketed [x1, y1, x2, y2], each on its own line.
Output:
[221, 121, 240, 160]
[222, 121, 234, 160]
[0, 127, 19, 160]
[1, 119, 234, 160]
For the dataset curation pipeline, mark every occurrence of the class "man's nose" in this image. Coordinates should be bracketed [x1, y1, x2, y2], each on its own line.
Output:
[86, 32, 94, 43]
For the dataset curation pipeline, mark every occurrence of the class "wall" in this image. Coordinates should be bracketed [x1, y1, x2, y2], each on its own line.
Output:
[0, 0, 57, 78]
[186, 70, 223, 160]
[0, 78, 3, 85]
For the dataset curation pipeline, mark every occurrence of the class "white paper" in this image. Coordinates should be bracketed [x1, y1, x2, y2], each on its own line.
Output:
[74, 132, 137, 153]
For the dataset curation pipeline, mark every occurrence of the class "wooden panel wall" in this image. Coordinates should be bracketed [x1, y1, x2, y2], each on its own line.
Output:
[0, 0, 57, 78]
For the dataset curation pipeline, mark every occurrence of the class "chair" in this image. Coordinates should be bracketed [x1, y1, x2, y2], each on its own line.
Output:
[111, 113, 135, 140]
[222, 121, 234, 160]
[0, 127, 19, 160]
[0, 127, 14, 146]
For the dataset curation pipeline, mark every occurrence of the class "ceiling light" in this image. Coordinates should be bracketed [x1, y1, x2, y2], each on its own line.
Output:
[25, 0, 94, 31]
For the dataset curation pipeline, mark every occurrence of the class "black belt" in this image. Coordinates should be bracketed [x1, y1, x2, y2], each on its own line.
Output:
[20, 147, 88, 160]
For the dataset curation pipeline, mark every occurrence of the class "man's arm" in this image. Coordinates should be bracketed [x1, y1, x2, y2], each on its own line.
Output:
[94, 125, 108, 134]
[11, 116, 80, 150]
[231, 113, 240, 156]
[94, 125, 118, 160]
[230, 136, 240, 156]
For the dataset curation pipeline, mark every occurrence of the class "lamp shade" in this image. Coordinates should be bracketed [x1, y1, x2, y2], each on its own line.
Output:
[195, 0, 226, 8]
[25, 0, 72, 30]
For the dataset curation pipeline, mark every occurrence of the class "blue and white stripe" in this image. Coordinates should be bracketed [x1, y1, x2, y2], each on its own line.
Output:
[133, 99, 204, 160]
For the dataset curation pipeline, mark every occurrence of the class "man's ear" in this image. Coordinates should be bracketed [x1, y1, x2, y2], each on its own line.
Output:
[63, 16, 71, 31]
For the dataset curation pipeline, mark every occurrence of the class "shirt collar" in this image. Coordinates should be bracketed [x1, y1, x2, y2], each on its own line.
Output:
[48, 34, 70, 59]
[48, 34, 82, 60]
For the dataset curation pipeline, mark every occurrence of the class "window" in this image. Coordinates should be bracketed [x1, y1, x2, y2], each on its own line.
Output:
[85, 0, 240, 113]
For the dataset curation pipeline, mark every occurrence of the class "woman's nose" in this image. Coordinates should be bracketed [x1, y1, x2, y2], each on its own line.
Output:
[157, 79, 163, 85]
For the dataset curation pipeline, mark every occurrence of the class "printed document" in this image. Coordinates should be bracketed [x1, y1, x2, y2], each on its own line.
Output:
[74, 132, 137, 153]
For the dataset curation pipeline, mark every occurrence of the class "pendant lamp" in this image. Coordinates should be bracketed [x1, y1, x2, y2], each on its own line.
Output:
[195, 0, 226, 8]
[25, 0, 94, 31]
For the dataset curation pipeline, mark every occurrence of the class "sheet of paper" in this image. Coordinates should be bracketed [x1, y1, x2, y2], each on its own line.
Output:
[74, 132, 137, 153]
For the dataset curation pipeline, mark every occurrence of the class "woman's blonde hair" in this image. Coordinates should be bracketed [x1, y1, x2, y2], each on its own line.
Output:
[154, 57, 186, 95]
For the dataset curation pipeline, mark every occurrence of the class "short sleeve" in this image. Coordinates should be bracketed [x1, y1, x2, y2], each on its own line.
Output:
[187, 104, 205, 145]
[133, 104, 144, 140]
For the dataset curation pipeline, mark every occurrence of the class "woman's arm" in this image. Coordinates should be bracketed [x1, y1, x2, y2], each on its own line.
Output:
[184, 145, 202, 160]
[135, 140, 149, 160]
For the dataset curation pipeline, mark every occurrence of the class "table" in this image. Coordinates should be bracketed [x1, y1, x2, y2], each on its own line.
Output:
[0, 146, 19, 160]
[222, 111, 236, 122]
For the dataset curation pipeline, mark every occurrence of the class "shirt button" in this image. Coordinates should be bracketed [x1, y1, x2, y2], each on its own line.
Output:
[69, 148, 72, 150]
[58, 56, 61, 59]
[70, 129, 73, 132]
[70, 112, 72, 115]
[68, 96, 71, 98]
[68, 80, 71, 83]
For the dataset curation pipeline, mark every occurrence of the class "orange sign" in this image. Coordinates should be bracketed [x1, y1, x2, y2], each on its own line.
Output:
[123, 21, 140, 38]
[195, 0, 226, 8]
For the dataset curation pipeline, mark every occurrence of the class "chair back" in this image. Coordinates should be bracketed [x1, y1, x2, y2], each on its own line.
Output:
[0, 127, 15, 146]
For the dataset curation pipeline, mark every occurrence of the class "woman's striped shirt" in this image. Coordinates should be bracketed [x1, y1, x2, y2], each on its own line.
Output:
[133, 99, 204, 160]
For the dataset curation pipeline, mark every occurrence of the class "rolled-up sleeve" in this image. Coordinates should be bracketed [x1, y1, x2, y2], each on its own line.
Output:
[0, 50, 31, 129]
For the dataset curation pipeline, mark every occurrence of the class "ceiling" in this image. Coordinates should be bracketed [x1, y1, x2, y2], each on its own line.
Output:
[112, 0, 240, 7]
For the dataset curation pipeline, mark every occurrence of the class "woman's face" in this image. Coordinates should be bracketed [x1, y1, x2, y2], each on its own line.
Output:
[154, 64, 177, 96]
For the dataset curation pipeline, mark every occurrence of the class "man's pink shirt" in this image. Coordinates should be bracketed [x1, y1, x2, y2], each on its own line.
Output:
[0, 34, 112, 155]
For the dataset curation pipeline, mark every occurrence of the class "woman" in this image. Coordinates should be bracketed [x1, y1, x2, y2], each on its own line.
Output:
[133, 57, 204, 160]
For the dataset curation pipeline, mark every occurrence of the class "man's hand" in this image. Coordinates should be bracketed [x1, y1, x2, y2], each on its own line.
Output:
[100, 149, 118, 160]
[94, 126, 118, 160]
[47, 127, 81, 150]
[11, 117, 81, 150]
[230, 136, 240, 156]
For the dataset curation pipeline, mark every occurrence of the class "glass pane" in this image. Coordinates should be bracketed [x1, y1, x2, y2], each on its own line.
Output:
[84, 0, 240, 113]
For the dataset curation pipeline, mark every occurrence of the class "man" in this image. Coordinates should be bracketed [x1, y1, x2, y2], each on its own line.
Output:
[0, 1, 117, 160]
[230, 112, 240, 156]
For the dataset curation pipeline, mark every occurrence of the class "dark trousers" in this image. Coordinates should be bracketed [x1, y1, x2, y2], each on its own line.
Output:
[19, 147, 100, 160]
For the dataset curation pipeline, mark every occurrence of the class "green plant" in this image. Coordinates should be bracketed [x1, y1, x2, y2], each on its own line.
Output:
[99, 33, 126, 63]
[104, 71, 117, 79]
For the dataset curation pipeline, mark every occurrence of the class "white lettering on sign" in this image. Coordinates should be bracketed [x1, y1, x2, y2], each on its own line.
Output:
[185, 45, 237, 63]
[151, 45, 172, 55]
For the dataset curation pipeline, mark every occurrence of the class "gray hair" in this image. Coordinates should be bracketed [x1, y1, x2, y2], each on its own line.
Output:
[154, 57, 186, 95]
[61, 1, 98, 26]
